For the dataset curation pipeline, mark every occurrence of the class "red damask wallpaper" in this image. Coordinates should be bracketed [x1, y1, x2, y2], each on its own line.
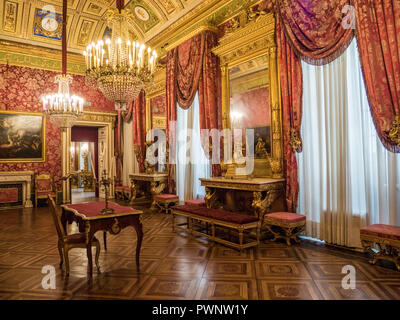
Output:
[0, 64, 115, 190]
[231, 86, 270, 128]
[151, 94, 166, 115]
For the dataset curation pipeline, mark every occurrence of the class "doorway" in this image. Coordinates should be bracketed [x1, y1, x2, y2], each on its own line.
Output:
[70, 126, 99, 202]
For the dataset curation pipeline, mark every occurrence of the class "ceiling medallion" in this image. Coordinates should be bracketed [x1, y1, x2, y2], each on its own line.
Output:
[83, 1, 158, 111]
[134, 6, 150, 21]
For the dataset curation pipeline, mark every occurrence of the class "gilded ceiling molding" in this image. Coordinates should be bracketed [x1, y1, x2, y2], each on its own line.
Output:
[164, 24, 219, 52]
[149, 0, 262, 53]
[0, 40, 86, 75]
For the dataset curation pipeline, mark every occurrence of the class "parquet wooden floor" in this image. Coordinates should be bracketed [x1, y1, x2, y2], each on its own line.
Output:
[0, 198, 399, 300]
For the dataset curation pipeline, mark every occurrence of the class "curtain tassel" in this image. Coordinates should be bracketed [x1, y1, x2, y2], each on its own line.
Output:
[388, 114, 400, 147]
[289, 128, 303, 152]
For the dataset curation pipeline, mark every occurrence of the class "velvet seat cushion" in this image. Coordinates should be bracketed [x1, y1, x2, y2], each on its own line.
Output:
[184, 199, 206, 206]
[65, 233, 98, 244]
[360, 224, 400, 241]
[115, 186, 131, 191]
[155, 194, 179, 200]
[36, 191, 56, 197]
[171, 205, 258, 225]
[264, 212, 306, 224]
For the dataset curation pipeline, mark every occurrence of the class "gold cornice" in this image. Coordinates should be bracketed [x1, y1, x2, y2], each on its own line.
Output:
[0, 40, 86, 75]
[148, 0, 227, 47]
[212, 13, 276, 67]
[149, 0, 262, 54]
[146, 67, 166, 98]
[80, 110, 118, 127]
[83, 110, 118, 117]
[164, 25, 219, 52]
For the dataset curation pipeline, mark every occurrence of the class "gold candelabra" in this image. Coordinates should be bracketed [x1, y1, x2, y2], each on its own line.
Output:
[100, 169, 115, 215]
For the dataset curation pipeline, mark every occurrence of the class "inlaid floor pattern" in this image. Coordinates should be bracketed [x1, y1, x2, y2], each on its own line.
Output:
[0, 201, 399, 300]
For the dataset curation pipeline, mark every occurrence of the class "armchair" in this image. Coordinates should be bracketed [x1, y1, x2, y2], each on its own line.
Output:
[35, 173, 56, 207]
[48, 195, 100, 276]
[114, 177, 132, 201]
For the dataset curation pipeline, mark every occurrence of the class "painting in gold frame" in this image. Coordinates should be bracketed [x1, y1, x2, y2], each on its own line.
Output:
[0, 111, 46, 163]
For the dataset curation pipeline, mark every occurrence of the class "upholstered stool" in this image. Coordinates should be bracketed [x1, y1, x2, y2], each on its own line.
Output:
[115, 186, 132, 201]
[184, 199, 206, 207]
[154, 194, 179, 214]
[263, 212, 306, 246]
[360, 224, 400, 271]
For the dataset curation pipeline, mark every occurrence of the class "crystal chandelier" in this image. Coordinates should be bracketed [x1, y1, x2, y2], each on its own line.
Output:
[42, 0, 84, 129]
[42, 75, 84, 129]
[83, 1, 157, 111]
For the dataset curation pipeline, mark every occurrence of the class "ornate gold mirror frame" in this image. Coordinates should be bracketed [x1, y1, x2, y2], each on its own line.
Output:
[212, 11, 283, 178]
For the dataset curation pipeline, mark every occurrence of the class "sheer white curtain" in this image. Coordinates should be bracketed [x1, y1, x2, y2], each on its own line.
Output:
[122, 120, 139, 186]
[176, 92, 211, 202]
[297, 39, 400, 248]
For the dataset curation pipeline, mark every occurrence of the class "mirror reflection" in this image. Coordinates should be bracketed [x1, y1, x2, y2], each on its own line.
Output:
[229, 54, 271, 157]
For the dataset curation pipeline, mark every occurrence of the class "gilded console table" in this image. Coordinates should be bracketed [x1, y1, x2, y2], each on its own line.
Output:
[129, 173, 168, 210]
[200, 177, 285, 223]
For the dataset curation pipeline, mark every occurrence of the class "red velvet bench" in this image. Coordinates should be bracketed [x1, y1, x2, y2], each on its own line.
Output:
[171, 204, 261, 251]
[360, 224, 400, 271]
[184, 199, 206, 207]
[154, 194, 179, 214]
[263, 212, 306, 246]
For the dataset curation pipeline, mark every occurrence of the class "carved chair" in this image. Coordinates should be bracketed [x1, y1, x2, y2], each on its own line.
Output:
[35, 173, 56, 207]
[360, 224, 400, 271]
[154, 194, 179, 214]
[263, 212, 306, 246]
[114, 177, 132, 201]
[48, 195, 100, 276]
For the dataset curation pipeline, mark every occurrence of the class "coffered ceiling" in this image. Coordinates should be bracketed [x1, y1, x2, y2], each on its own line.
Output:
[0, 0, 206, 54]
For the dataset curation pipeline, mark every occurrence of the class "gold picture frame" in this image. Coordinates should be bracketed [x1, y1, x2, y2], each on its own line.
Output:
[212, 11, 283, 178]
[0, 110, 46, 163]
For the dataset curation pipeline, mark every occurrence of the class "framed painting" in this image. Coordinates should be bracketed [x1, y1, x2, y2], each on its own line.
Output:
[0, 111, 46, 163]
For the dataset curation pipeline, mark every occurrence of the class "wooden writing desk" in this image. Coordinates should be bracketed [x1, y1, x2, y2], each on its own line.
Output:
[61, 201, 143, 276]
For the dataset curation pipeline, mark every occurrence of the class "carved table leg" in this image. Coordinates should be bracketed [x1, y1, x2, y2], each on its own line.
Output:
[85, 221, 95, 277]
[205, 187, 219, 209]
[252, 190, 282, 222]
[129, 179, 137, 204]
[133, 216, 143, 271]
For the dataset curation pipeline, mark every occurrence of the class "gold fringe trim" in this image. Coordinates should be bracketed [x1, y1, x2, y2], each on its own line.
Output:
[388, 114, 400, 147]
[289, 128, 302, 153]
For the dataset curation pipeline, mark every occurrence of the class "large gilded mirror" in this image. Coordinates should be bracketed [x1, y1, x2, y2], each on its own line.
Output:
[229, 54, 271, 156]
[213, 11, 283, 179]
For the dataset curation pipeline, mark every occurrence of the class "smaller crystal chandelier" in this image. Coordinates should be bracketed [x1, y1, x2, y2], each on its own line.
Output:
[42, 75, 84, 129]
[42, 0, 84, 129]
[84, 0, 158, 111]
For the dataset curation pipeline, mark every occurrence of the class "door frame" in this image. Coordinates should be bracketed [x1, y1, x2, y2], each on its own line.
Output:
[61, 110, 117, 204]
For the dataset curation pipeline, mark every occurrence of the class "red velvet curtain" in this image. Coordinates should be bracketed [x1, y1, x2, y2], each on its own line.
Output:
[276, 17, 303, 213]
[198, 31, 223, 177]
[354, 0, 400, 153]
[132, 91, 146, 173]
[166, 31, 222, 193]
[276, 0, 354, 211]
[118, 91, 147, 174]
[278, 0, 354, 65]
[166, 49, 178, 193]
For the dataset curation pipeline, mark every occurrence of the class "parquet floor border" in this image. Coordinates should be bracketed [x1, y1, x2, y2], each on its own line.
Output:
[0, 200, 399, 300]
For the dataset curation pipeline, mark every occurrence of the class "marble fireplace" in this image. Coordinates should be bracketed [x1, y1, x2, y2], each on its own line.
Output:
[0, 171, 34, 208]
